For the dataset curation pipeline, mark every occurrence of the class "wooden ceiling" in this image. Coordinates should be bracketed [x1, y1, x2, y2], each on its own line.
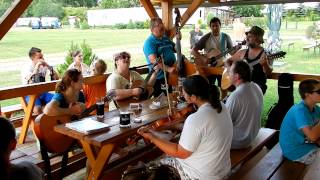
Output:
[151, 0, 318, 6]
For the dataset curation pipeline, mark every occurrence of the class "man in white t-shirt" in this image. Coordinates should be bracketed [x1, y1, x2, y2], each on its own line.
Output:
[225, 61, 263, 149]
[21, 47, 59, 114]
[106, 51, 158, 109]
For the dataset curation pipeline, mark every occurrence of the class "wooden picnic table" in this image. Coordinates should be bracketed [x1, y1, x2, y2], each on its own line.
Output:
[54, 97, 172, 180]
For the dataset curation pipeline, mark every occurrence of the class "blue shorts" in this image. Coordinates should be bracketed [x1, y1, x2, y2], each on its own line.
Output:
[25, 92, 54, 106]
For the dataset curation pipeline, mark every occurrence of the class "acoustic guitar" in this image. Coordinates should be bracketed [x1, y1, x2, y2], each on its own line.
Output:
[221, 51, 287, 90]
[33, 91, 116, 153]
[195, 40, 246, 68]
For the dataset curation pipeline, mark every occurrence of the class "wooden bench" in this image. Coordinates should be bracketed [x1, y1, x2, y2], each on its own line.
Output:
[1, 104, 23, 118]
[10, 141, 87, 179]
[303, 44, 316, 54]
[230, 128, 276, 169]
[229, 143, 308, 180]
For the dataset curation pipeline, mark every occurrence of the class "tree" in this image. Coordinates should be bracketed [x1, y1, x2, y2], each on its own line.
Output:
[99, 0, 140, 9]
[30, 0, 64, 19]
[0, 0, 12, 17]
[231, 5, 264, 17]
[56, 0, 97, 8]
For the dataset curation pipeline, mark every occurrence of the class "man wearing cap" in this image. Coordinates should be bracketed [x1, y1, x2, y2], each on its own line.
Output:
[227, 26, 272, 94]
[191, 17, 241, 87]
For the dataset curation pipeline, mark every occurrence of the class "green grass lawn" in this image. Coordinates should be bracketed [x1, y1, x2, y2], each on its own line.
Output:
[0, 23, 319, 126]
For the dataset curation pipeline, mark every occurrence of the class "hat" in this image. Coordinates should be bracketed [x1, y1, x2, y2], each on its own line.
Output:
[245, 26, 264, 43]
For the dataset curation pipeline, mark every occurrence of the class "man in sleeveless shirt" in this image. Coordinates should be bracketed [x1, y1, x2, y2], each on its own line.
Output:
[191, 17, 239, 87]
[227, 26, 273, 94]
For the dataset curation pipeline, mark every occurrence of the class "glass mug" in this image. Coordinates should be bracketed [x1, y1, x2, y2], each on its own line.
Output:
[96, 97, 104, 119]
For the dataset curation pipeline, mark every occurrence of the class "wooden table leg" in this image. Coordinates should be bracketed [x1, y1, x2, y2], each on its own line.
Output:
[18, 95, 37, 144]
[81, 140, 115, 180]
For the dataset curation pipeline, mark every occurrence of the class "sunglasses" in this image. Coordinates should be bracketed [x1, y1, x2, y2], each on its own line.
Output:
[311, 89, 320, 94]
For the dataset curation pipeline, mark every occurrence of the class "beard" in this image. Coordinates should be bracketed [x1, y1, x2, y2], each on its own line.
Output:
[248, 43, 257, 48]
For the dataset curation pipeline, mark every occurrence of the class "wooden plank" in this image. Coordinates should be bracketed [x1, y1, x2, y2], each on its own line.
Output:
[230, 128, 277, 168]
[270, 159, 306, 180]
[10, 149, 27, 160]
[140, 0, 159, 19]
[235, 144, 284, 180]
[161, 0, 173, 36]
[0, 0, 33, 40]
[303, 157, 320, 180]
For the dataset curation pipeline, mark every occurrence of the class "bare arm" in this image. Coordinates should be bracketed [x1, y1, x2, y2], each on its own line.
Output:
[260, 54, 273, 76]
[43, 100, 84, 116]
[225, 49, 244, 67]
[112, 88, 142, 100]
[138, 127, 192, 159]
[301, 122, 320, 142]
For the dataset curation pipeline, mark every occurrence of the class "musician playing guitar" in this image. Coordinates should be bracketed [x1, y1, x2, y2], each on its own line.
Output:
[43, 69, 86, 116]
[143, 17, 180, 97]
[191, 17, 240, 87]
[226, 26, 272, 94]
[106, 51, 159, 110]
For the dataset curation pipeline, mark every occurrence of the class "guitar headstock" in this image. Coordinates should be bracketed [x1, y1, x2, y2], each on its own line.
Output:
[174, 8, 181, 28]
[267, 51, 286, 60]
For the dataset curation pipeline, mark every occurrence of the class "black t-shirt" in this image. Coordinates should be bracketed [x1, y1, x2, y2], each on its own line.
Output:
[10, 161, 44, 180]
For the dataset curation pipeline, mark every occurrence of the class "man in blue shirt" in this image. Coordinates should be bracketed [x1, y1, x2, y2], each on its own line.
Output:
[279, 79, 320, 165]
[143, 17, 177, 97]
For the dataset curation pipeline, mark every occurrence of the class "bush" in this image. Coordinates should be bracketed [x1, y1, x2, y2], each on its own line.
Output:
[30, 0, 64, 19]
[63, 7, 87, 24]
[206, 12, 214, 26]
[143, 19, 150, 29]
[127, 20, 135, 29]
[114, 23, 127, 29]
[243, 17, 267, 29]
[80, 20, 90, 29]
[57, 41, 97, 76]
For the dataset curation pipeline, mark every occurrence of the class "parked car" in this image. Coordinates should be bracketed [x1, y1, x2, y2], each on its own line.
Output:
[31, 17, 41, 29]
[41, 17, 61, 29]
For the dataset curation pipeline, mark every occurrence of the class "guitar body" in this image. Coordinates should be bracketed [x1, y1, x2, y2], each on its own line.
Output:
[205, 49, 225, 67]
[221, 51, 286, 90]
[221, 68, 232, 90]
[34, 114, 75, 153]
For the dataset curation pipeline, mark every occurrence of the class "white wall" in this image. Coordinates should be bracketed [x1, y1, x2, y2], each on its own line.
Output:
[87, 7, 205, 26]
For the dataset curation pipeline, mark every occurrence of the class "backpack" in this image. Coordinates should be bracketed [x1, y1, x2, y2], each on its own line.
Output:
[265, 73, 294, 149]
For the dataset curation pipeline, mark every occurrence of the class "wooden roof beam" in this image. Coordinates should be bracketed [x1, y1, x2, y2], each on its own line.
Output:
[161, 0, 173, 36]
[0, 0, 33, 40]
[140, 0, 159, 19]
[168, 0, 204, 38]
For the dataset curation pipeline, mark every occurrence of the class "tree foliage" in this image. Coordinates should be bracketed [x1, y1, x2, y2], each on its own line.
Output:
[99, 0, 140, 9]
[231, 5, 264, 17]
[56, 0, 97, 8]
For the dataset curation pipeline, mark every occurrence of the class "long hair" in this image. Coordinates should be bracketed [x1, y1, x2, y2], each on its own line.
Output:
[55, 69, 82, 93]
[183, 75, 222, 113]
[0, 117, 16, 179]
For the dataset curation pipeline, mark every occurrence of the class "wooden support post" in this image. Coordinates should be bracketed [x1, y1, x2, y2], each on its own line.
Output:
[140, 0, 159, 19]
[0, 0, 33, 40]
[161, 0, 173, 37]
[18, 94, 37, 144]
[81, 141, 115, 180]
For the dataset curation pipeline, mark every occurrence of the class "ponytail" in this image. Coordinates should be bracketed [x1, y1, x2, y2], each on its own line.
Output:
[208, 84, 222, 113]
[183, 75, 222, 113]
